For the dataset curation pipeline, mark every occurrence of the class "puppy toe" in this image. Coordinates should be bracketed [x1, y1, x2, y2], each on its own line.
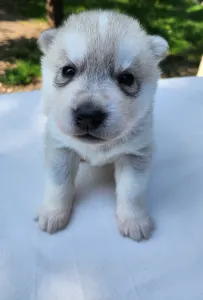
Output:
[36, 205, 71, 234]
[117, 211, 154, 241]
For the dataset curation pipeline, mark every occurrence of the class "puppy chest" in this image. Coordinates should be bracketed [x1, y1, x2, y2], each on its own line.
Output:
[78, 147, 116, 166]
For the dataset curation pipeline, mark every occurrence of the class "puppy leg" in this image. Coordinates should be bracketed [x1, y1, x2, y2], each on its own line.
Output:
[36, 142, 80, 234]
[115, 154, 153, 241]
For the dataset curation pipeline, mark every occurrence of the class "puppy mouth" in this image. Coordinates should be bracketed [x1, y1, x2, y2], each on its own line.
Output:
[75, 133, 105, 143]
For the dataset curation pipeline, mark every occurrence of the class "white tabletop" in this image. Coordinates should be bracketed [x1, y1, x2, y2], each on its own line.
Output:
[0, 77, 203, 300]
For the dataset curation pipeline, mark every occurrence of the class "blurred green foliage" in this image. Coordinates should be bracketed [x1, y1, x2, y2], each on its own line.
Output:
[0, 37, 41, 85]
[1, 61, 40, 85]
[1, 0, 203, 85]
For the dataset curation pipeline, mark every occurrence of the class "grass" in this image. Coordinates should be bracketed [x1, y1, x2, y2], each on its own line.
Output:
[0, 0, 203, 86]
[1, 60, 40, 85]
[0, 37, 41, 85]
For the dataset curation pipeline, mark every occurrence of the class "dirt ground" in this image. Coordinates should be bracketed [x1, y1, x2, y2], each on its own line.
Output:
[0, 18, 48, 93]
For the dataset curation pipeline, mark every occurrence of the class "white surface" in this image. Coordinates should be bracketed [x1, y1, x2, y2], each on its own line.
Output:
[0, 77, 203, 300]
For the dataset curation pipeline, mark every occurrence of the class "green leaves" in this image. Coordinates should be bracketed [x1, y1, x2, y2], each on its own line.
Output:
[0, 60, 40, 86]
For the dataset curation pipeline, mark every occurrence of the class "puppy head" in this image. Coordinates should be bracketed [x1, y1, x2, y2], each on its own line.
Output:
[39, 10, 168, 143]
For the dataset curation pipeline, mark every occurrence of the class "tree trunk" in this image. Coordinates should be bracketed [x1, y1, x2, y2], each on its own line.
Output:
[46, 0, 64, 28]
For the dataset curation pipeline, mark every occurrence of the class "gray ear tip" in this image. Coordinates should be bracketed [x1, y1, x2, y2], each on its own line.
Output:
[149, 35, 169, 62]
[38, 28, 58, 54]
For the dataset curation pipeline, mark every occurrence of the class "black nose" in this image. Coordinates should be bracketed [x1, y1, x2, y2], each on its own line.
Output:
[73, 102, 107, 130]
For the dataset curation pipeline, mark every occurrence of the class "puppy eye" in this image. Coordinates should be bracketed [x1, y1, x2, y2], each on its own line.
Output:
[62, 65, 76, 78]
[117, 72, 134, 86]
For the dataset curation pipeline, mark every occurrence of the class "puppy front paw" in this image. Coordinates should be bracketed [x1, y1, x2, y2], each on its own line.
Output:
[36, 204, 72, 234]
[117, 210, 154, 241]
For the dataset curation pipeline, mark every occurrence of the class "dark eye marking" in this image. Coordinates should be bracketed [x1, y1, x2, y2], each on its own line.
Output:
[54, 64, 77, 88]
[61, 65, 77, 78]
[117, 72, 134, 87]
[116, 70, 139, 96]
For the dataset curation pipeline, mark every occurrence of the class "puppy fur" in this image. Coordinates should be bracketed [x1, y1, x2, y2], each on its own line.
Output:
[36, 10, 168, 241]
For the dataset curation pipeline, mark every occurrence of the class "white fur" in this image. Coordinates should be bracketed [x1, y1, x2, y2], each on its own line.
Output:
[36, 140, 80, 233]
[149, 35, 169, 62]
[38, 28, 57, 54]
[116, 27, 145, 69]
[115, 156, 153, 241]
[98, 12, 109, 37]
[64, 31, 87, 62]
[40, 67, 54, 115]
[37, 10, 168, 241]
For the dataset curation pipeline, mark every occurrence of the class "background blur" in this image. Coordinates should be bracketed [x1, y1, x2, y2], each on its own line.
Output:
[0, 0, 203, 93]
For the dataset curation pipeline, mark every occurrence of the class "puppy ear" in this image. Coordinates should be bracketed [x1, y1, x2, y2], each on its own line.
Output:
[38, 28, 58, 54]
[148, 35, 169, 63]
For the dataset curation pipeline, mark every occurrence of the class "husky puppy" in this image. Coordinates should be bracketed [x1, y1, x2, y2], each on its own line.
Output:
[36, 10, 168, 241]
